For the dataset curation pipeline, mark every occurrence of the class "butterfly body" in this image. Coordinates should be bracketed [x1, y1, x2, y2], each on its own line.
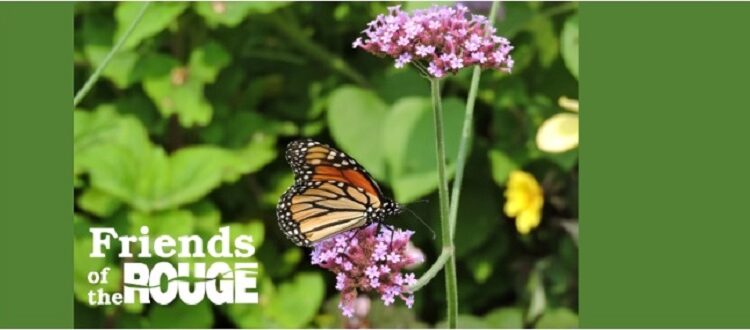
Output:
[277, 139, 401, 247]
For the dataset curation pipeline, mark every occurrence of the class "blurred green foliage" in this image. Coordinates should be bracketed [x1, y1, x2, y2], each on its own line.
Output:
[74, 1, 578, 328]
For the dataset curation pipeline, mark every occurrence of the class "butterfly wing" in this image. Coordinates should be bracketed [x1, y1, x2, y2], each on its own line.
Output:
[285, 139, 383, 197]
[278, 139, 386, 246]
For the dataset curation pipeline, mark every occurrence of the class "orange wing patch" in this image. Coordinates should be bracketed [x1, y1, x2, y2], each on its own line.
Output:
[342, 168, 378, 196]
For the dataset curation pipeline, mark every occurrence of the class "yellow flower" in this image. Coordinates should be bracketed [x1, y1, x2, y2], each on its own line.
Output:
[504, 171, 544, 234]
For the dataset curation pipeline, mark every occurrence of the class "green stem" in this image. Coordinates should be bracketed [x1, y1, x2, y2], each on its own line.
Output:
[430, 78, 458, 328]
[73, 2, 151, 107]
[408, 246, 453, 292]
[448, 0, 500, 237]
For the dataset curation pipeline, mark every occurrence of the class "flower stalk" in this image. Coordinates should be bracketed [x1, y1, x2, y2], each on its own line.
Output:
[448, 0, 501, 237]
[430, 78, 459, 328]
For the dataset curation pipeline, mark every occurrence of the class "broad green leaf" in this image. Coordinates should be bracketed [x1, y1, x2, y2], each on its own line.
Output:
[74, 106, 151, 178]
[147, 301, 214, 328]
[437, 315, 489, 329]
[130, 52, 180, 82]
[488, 148, 520, 186]
[80, 14, 139, 88]
[77, 188, 122, 218]
[484, 307, 525, 329]
[230, 221, 265, 249]
[561, 15, 579, 79]
[73, 238, 122, 303]
[454, 144, 502, 257]
[142, 44, 229, 127]
[189, 201, 221, 238]
[194, 2, 255, 28]
[85, 144, 242, 212]
[129, 209, 195, 238]
[225, 277, 279, 328]
[526, 268, 547, 322]
[143, 71, 214, 127]
[529, 15, 559, 68]
[266, 272, 325, 328]
[383, 97, 465, 203]
[366, 300, 429, 328]
[261, 171, 295, 207]
[78, 107, 264, 211]
[374, 68, 429, 104]
[115, 2, 188, 50]
[495, 2, 535, 38]
[327, 86, 388, 179]
[535, 308, 579, 329]
[189, 41, 231, 84]
[194, 2, 289, 27]
[229, 134, 278, 181]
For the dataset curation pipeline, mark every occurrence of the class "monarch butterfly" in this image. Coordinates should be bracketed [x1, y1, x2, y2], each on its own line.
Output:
[277, 139, 401, 247]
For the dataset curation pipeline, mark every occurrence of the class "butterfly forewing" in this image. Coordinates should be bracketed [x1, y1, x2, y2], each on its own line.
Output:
[277, 139, 394, 247]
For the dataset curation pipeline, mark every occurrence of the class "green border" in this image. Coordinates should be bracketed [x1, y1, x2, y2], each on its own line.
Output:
[580, 2, 750, 327]
[0, 3, 73, 328]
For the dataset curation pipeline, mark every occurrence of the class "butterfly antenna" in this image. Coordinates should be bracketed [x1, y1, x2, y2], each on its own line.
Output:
[403, 206, 436, 240]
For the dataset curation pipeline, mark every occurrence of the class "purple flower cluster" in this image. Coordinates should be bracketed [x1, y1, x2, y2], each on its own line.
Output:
[353, 4, 514, 78]
[311, 224, 424, 318]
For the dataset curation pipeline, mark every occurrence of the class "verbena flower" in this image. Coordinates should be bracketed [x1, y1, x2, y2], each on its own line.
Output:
[311, 224, 423, 317]
[504, 171, 544, 234]
[353, 4, 514, 77]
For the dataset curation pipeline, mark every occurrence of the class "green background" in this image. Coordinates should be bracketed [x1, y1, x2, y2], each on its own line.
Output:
[580, 3, 750, 327]
[1, 1, 749, 328]
[0, 2, 73, 328]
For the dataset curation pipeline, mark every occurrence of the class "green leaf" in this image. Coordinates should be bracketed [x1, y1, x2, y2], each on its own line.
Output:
[561, 15, 579, 79]
[194, 2, 288, 27]
[366, 300, 429, 328]
[80, 14, 139, 88]
[115, 2, 188, 50]
[189, 41, 231, 84]
[231, 221, 265, 249]
[74, 106, 151, 178]
[131, 52, 180, 82]
[327, 86, 388, 179]
[73, 237, 122, 304]
[374, 68, 429, 104]
[436, 315, 489, 329]
[77, 188, 122, 218]
[488, 148, 520, 186]
[529, 15, 559, 68]
[129, 209, 195, 238]
[229, 134, 278, 181]
[143, 71, 214, 127]
[495, 2, 535, 38]
[535, 308, 579, 329]
[189, 201, 221, 238]
[484, 307, 525, 329]
[147, 301, 214, 328]
[454, 143, 502, 257]
[85, 144, 241, 212]
[225, 277, 279, 328]
[383, 97, 465, 203]
[266, 272, 325, 328]
[526, 268, 547, 322]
